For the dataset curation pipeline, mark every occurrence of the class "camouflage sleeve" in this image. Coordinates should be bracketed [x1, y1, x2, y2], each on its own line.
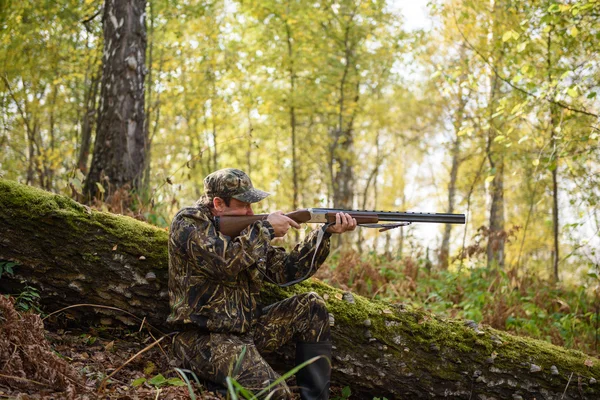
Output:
[183, 213, 276, 280]
[264, 226, 331, 285]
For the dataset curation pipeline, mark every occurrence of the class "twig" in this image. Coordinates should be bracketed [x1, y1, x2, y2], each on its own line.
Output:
[0, 373, 50, 387]
[42, 303, 166, 336]
[98, 335, 168, 393]
[561, 372, 573, 399]
[82, 7, 102, 26]
[146, 327, 169, 361]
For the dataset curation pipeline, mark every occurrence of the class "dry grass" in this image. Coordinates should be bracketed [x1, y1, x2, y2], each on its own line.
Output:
[0, 296, 86, 399]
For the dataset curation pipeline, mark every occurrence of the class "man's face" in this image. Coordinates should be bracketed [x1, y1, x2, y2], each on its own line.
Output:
[212, 197, 254, 216]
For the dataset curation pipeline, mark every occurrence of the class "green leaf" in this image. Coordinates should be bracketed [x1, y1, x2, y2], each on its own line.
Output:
[255, 356, 327, 398]
[532, 159, 540, 167]
[95, 182, 105, 194]
[570, 26, 579, 37]
[174, 368, 197, 400]
[149, 374, 167, 387]
[518, 136, 529, 144]
[342, 386, 352, 398]
[587, 92, 597, 99]
[567, 87, 578, 98]
[167, 378, 187, 386]
[225, 377, 240, 400]
[517, 42, 527, 52]
[132, 377, 146, 387]
[502, 31, 513, 42]
[485, 175, 495, 183]
[547, 4, 560, 13]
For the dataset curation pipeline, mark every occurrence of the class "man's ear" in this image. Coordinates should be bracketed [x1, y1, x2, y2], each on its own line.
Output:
[213, 197, 225, 212]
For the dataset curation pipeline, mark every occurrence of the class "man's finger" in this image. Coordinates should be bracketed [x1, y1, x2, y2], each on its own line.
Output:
[342, 213, 350, 229]
[284, 216, 301, 229]
[336, 212, 341, 226]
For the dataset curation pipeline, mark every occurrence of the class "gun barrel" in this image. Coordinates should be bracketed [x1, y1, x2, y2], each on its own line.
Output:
[377, 212, 465, 224]
[312, 208, 466, 224]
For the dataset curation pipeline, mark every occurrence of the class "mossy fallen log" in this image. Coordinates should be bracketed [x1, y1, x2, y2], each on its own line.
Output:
[1, 178, 599, 399]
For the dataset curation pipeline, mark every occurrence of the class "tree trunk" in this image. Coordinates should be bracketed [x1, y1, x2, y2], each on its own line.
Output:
[1, 179, 599, 399]
[439, 44, 468, 270]
[77, 67, 101, 174]
[85, 0, 147, 202]
[440, 134, 461, 270]
[547, 29, 560, 282]
[486, 0, 506, 270]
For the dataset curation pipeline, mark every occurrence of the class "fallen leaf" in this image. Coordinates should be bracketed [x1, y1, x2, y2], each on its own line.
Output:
[105, 340, 114, 351]
[323, 293, 329, 301]
[382, 309, 392, 314]
[112, 244, 118, 251]
[334, 293, 343, 301]
[585, 359, 594, 367]
[139, 255, 146, 260]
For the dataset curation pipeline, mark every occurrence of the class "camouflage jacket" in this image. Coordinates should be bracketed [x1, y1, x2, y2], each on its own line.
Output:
[167, 206, 331, 334]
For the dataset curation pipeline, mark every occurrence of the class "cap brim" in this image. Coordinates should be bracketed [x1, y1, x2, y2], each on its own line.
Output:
[232, 188, 270, 204]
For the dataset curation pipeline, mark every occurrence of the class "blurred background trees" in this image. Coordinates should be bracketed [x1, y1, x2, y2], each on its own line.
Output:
[1, 0, 599, 285]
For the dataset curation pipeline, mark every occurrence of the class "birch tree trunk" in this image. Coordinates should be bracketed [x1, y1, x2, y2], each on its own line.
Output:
[439, 44, 469, 270]
[85, 0, 147, 202]
[547, 29, 561, 282]
[486, 0, 506, 270]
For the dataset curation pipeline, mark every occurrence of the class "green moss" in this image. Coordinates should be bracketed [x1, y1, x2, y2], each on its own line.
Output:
[265, 276, 600, 382]
[82, 253, 101, 263]
[0, 179, 169, 267]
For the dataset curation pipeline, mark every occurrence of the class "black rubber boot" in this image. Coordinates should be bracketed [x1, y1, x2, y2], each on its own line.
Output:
[295, 341, 332, 400]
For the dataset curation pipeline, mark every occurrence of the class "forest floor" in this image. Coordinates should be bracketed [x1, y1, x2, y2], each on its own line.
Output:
[0, 296, 350, 400]
[0, 294, 216, 400]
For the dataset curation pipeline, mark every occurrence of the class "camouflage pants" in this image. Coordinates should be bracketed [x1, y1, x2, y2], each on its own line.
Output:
[171, 292, 331, 399]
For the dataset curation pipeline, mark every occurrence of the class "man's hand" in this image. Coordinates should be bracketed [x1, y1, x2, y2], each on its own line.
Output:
[325, 212, 357, 234]
[267, 211, 301, 237]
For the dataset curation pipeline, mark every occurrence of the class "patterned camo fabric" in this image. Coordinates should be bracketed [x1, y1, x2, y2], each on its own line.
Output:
[203, 168, 270, 203]
[172, 292, 331, 399]
[167, 205, 332, 397]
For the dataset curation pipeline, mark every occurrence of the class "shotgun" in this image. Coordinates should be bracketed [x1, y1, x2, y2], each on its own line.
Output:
[215, 208, 466, 238]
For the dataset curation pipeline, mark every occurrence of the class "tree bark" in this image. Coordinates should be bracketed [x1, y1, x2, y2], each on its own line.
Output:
[77, 67, 101, 174]
[439, 44, 469, 270]
[1, 179, 599, 399]
[547, 29, 560, 283]
[486, 0, 506, 270]
[85, 0, 147, 202]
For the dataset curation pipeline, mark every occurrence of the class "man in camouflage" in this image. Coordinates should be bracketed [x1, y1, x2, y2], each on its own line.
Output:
[168, 168, 356, 400]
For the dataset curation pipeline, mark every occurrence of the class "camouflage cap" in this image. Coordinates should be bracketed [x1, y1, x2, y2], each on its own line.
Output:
[203, 168, 270, 204]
